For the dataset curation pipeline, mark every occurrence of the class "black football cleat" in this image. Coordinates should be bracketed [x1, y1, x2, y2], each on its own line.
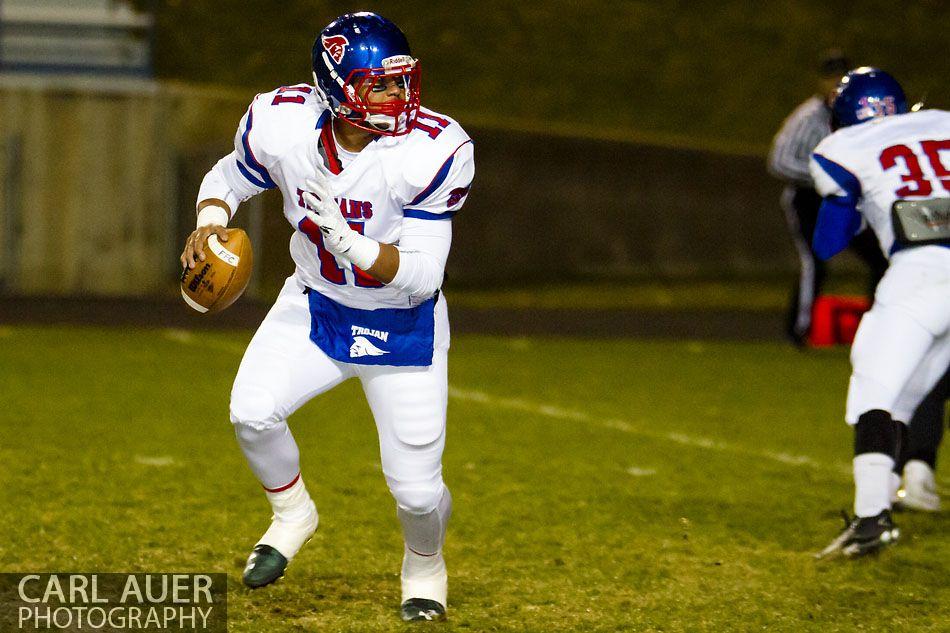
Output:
[400, 598, 446, 622]
[815, 510, 900, 559]
[242, 544, 288, 588]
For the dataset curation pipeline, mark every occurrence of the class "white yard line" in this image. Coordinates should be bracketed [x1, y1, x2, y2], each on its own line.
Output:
[626, 467, 658, 477]
[162, 330, 950, 484]
[134, 455, 179, 467]
[162, 329, 246, 355]
[448, 386, 845, 475]
[162, 328, 195, 344]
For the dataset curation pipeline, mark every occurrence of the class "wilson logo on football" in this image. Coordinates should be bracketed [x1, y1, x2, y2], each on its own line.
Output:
[322, 35, 349, 64]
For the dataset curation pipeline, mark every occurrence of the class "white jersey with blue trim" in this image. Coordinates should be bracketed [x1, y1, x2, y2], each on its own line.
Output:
[227, 84, 474, 310]
[810, 109, 950, 255]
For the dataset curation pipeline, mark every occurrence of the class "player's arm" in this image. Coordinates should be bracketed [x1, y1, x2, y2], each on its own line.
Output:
[180, 154, 258, 269]
[385, 219, 452, 294]
[809, 152, 863, 260]
[181, 98, 279, 269]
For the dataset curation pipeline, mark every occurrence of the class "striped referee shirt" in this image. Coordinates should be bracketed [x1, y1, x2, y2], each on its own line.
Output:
[767, 95, 832, 187]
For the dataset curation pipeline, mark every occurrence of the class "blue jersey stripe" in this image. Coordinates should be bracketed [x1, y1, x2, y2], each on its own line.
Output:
[409, 155, 455, 206]
[403, 208, 458, 220]
[812, 153, 861, 203]
[240, 105, 277, 189]
[316, 109, 331, 130]
[237, 160, 276, 190]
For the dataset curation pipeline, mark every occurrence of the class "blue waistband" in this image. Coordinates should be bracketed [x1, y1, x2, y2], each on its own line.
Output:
[305, 288, 437, 367]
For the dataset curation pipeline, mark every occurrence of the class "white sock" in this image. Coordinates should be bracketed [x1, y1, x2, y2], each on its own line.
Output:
[853, 453, 895, 517]
[256, 475, 318, 559]
[265, 476, 315, 523]
[398, 487, 451, 606]
[402, 547, 446, 579]
[401, 547, 447, 605]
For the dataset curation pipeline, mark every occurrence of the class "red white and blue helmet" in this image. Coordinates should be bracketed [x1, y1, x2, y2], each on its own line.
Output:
[311, 12, 420, 136]
[831, 67, 908, 130]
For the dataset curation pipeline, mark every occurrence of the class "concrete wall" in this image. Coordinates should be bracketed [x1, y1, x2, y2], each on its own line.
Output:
[0, 81, 174, 295]
[0, 78, 240, 296]
[0, 80, 804, 298]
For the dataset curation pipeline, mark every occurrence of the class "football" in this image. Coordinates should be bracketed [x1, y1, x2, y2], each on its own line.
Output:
[180, 228, 253, 314]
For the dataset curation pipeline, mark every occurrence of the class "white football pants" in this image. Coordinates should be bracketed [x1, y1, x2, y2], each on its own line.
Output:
[846, 246, 950, 424]
[229, 274, 451, 527]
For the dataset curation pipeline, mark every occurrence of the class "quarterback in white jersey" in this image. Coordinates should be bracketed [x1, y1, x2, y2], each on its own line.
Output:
[809, 68, 950, 558]
[179, 13, 473, 621]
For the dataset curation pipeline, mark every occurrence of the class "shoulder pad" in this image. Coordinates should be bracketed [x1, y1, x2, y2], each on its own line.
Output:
[811, 131, 862, 201]
[401, 109, 472, 189]
[812, 128, 854, 167]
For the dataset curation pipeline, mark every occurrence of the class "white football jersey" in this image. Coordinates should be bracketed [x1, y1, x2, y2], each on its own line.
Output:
[810, 109, 950, 255]
[223, 84, 474, 310]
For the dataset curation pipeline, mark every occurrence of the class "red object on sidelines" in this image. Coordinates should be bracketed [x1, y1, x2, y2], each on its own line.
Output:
[808, 295, 871, 347]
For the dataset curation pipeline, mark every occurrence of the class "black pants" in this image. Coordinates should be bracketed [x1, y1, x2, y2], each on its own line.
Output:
[782, 186, 888, 344]
[898, 365, 950, 471]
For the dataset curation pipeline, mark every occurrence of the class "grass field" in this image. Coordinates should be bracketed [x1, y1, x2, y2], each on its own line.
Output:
[1, 325, 947, 632]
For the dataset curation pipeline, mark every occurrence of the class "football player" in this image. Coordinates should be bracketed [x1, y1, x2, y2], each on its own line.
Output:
[179, 12, 474, 621]
[809, 68, 950, 558]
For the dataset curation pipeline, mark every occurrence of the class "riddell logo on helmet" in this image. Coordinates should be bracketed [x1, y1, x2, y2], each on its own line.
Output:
[382, 55, 413, 69]
[322, 35, 349, 64]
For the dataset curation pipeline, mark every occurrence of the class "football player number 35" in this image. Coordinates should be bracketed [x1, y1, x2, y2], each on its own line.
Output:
[879, 140, 950, 197]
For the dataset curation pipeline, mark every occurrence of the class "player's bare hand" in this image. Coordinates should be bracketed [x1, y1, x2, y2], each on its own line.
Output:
[180, 225, 228, 269]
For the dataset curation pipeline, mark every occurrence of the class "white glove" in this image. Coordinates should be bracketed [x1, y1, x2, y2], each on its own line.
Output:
[302, 175, 380, 270]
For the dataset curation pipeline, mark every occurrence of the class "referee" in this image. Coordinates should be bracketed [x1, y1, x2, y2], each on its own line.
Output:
[767, 50, 888, 346]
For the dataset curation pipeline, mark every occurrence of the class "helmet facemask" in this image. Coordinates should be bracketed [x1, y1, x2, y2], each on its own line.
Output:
[318, 52, 421, 136]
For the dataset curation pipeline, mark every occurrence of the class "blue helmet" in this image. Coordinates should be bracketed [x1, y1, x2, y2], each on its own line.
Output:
[311, 12, 421, 136]
[831, 67, 908, 129]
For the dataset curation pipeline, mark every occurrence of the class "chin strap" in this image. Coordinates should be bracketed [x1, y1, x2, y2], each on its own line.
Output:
[365, 113, 397, 132]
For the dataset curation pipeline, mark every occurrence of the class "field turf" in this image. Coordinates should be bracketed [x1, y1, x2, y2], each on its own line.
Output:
[1, 325, 947, 631]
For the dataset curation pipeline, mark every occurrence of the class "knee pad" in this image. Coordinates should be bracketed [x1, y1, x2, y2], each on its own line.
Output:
[230, 384, 280, 431]
[232, 419, 286, 447]
[854, 409, 903, 459]
[390, 481, 443, 515]
[390, 405, 446, 448]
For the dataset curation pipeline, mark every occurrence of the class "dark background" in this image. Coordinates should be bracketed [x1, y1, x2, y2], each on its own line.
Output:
[136, 0, 949, 147]
[5, 1, 948, 299]
[148, 0, 950, 289]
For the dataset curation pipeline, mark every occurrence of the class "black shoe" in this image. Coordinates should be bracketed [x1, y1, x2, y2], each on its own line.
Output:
[786, 329, 809, 349]
[242, 544, 288, 588]
[400, 598, 446, 622]
[815, 510, 900, 559]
